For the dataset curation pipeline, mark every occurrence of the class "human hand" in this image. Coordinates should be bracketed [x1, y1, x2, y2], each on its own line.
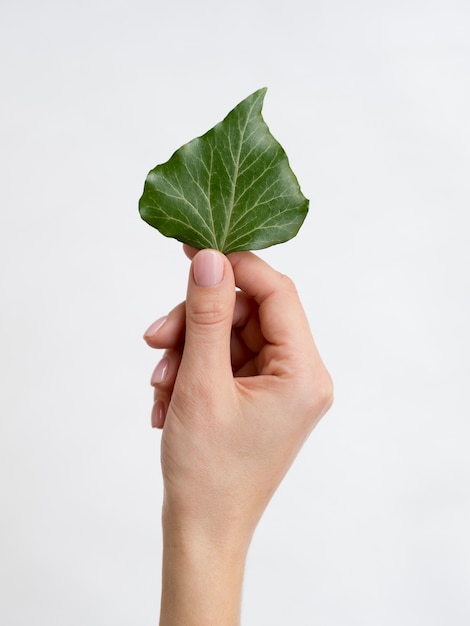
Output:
[144, 247, 333, 542]
[144, 248, 333, 624]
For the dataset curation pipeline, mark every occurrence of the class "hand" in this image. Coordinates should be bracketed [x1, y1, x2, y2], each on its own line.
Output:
[144, 248, 333, 625]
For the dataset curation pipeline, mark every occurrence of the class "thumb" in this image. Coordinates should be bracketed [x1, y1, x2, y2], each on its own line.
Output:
[181, 249, 235, 379]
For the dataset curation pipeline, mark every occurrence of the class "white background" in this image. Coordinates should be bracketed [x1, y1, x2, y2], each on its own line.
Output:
[1, 0, 469, 624]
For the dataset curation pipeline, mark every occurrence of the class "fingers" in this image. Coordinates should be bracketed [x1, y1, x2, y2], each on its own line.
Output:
[229, 251, 315, 350]
[228, 252, 332, 388]
[232, 291, 263, 354]
[143, 301, 186, 349]
[150, 348, 183, 428]
[178, 249, 236, 382]
[183, 246, 322, 373]
[185, 246, 313, 351]
[183, 244, 198, 259]
[143, 292, 259, 349]
[145, 246, 331, 428]
[144, 306, 185, 429]
[143, 284, 263, 428]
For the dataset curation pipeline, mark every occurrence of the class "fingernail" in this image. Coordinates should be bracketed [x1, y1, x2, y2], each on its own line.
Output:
[151, 400, 166, 428]
[151, 356, 169, 385]
[143, 316, 167, 339]
[193, 250, 224, 287]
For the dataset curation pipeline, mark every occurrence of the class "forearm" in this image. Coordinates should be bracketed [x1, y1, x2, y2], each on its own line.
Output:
[159, 508, 251, 626]
[148, 249, 333, 623]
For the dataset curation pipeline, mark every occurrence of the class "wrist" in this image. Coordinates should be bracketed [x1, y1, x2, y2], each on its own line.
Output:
[160, 501, 252, 626]
[162, 487, 258, 552]
[162, 499, 254, 559]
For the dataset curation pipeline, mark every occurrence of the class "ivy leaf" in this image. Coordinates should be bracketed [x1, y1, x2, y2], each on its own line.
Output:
[138, 88, 309, 254]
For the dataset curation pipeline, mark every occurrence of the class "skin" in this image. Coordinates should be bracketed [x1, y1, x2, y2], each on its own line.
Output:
[143, 247, 333, 625]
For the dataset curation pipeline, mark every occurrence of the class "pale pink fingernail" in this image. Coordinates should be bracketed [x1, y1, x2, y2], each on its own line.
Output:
[151, 357, 169, 385]
[151, 400, 166, 428]
[193, 249, 224, 287]
[143, 316, 167, 339]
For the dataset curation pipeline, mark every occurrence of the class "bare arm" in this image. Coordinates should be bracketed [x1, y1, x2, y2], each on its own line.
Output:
[144, 248, 333, 625]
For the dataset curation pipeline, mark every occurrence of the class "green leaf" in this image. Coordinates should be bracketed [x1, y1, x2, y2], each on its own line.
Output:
[138, 88, 309, 254]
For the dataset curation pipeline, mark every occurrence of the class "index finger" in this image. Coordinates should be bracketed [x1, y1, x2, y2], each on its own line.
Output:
[228, 251, 316, 352]
[184, 245, 320, 358]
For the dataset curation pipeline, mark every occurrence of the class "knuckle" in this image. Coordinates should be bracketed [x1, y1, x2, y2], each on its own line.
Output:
[278, 272, 298, 295]
[186, 295, 230, 327]
[318, 371, 334, 412]
[314, 369, 334, 413]
[301, 368, 334, 420]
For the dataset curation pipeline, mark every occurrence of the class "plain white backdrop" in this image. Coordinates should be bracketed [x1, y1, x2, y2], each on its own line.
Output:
[1, 0, 469, 623]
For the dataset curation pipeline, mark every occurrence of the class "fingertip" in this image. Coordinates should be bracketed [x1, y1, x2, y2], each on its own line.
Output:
[192, 249, 225, 287]
[182, 250, 235, 377]
[150, 355, 169, 386]
[151, 400, 166, 429]
[183, 244, 199, 260]
[143, 316, 168, 342]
